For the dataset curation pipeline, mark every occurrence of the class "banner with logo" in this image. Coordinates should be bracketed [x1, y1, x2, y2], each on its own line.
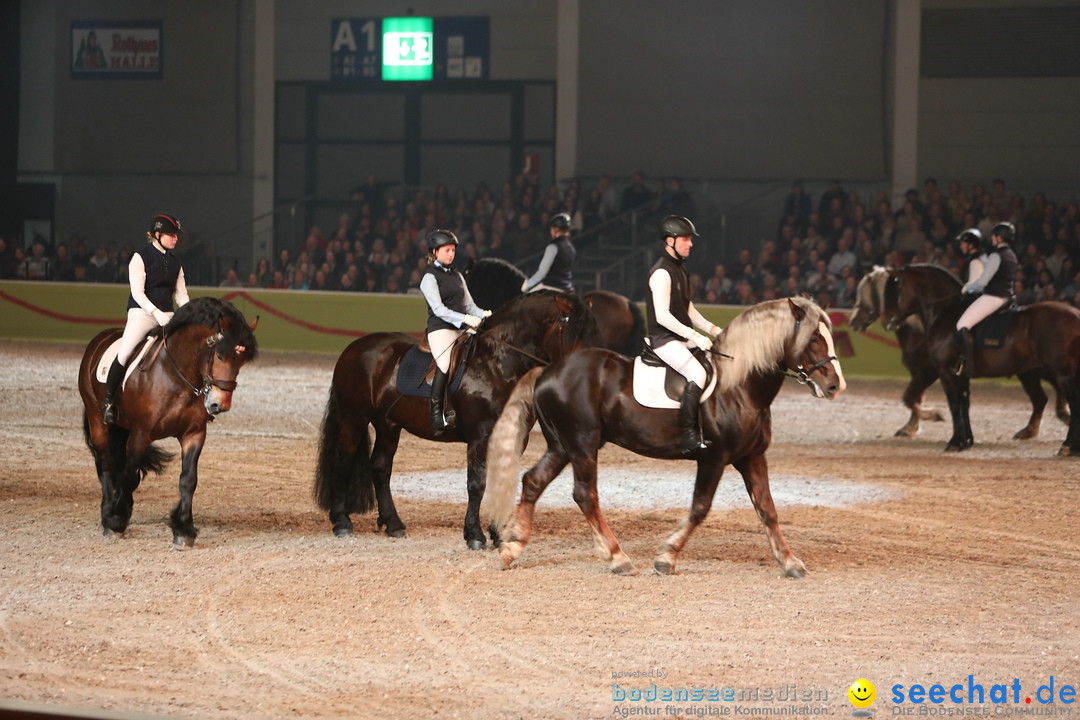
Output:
[71, 21, 163, 78]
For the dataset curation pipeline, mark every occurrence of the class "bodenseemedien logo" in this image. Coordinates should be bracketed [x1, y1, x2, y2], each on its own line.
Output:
[849, 678, 877, 717]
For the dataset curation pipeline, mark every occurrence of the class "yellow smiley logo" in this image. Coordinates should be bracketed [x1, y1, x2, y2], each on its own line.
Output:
[848, 678, 876, 708]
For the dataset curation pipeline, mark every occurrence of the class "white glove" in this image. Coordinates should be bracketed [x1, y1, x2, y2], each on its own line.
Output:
[520, 279, 529, 293]
[462, 315, 482, 329]
[961, 283, 973, 294]
[690, 332, 712, 351]
[154, 310, 173, 327]
[481, 309, 492, 318]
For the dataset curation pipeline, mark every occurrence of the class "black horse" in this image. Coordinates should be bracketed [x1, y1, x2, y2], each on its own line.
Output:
[464, 257, 646, 356]
[79, 297, 259, 548]
[313, 290, 602, 549]
[883, 264, 1080, 454]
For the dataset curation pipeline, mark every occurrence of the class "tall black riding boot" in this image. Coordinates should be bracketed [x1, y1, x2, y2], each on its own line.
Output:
[430, 368, 456, 432]
[953, 328, 974, 377]
[102, 358, 125, 424]
[678, 381, 709, 457]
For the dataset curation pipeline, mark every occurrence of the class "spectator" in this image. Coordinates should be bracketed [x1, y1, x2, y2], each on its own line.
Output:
[254, 258, 273, 287]
[781, 181, 813, 238]
[19, 241, 52, 280]
[52, 242, 76, 281]
[620, 170, 654, 213]
[219, 268, 242, 288]
[0, 237, 14, 279]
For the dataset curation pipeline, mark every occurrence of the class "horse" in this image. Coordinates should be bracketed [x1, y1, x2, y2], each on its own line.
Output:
[78, 297, 259, 548]
[851, 266, 1067, 438]
[313, 289, 602, 550]
[849, 266, 948, 437]
[483, 297, 846, 578]
[881, 263, 1080, 454]
[463, 256, 646, 356]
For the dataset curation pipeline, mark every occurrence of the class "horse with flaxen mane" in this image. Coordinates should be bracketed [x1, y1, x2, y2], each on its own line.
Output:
[464, 256, 646, 356]
[881, 263, 1080, 454]
[313, 289, 602, 550]
[484, 297, 846, 578]
[78, 297, 259, 548]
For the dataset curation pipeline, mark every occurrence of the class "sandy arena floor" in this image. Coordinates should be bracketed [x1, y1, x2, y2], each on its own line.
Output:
[0, 340, 1078, 720]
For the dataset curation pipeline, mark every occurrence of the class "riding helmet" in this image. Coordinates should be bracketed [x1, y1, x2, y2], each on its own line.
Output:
[990, 222, 1015, 244]
[549, 213, 572, 231]
[660, 215, 699, 239]
[150, 213, 183, 237]
[955, 228, 982, 248]
[427, 229, 459, 250]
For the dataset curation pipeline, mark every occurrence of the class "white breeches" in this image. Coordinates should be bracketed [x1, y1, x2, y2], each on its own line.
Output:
[116, 308, 159, 365]
[427, 328, 459, 373]
[653, 339, 707, 387]
[956, 294, 1008, 332]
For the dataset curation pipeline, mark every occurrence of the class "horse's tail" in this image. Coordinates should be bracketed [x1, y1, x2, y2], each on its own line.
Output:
[313, 386, 375, 515]
[626, 300, 646, 356]
[82, 413, 173, 486]
[483, 366, 543, 535]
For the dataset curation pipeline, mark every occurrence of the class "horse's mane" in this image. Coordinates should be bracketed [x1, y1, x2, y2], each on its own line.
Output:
[485, 289, 600, 349]
[900, 263, 962, 289]
[715, 297, 829, 392]
[167, 297, 259, 358]
[465, 257, 526, 310]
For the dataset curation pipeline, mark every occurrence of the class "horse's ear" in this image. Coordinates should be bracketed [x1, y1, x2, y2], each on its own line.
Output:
[787, 297, 807, 322]
[249, 315, 259, 332]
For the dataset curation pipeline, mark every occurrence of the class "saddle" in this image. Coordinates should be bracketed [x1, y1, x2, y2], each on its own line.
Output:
[961, 296, 1017, 350]
[95, 334, 163, 388]
[396, 334, 473, 398]
[631, 342, 717, 410]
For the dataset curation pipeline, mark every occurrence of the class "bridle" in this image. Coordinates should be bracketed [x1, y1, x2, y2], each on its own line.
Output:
[783, 316, 837, 386]
[162, 328, 240, 398]
[476, 300, 572, 366]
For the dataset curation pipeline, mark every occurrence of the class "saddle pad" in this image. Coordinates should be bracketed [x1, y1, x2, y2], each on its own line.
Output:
[631, 356, 717, 409]
[974, 307, 1014, 350]
[95, 336, 157, 389]
[395, 345, 467, 398]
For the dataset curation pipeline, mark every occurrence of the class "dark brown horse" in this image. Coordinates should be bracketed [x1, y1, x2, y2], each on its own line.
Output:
[313, 290, 602, 550]
[464, 257, 645, 356]
[882, 264, 1080, 454]
[484, 297, 846, 577]
[850, 266, 1067, 438]
[78, 297, 259, 548]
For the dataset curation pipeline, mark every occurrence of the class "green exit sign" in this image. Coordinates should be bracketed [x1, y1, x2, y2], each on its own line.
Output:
[382, 17, 433, 81]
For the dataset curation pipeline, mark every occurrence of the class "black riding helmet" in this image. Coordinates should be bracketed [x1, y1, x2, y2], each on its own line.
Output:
[660, 215, 699, 240]
[150, 213, 183, 237]
[991, 222, 1015, 245]
[955, 228, 982, 251]
[549, 212, 572, 231]
[427, 229, 459, 250]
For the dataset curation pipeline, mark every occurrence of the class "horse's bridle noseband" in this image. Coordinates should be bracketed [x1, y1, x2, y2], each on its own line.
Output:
[783, 317, 837, 386]
[162, 329, 240, 398]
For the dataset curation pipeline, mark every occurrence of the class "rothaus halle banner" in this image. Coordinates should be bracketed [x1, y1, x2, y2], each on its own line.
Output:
[71, 20, 163, 78]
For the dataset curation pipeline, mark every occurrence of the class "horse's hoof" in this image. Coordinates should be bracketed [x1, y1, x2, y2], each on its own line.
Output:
[1059, 445, 1079, 457]
[894, 428, 915, 438]
[611, 561, 638, 576]
[467, 538, 486, 551]
[332, 526, 353, 538]
[945, 440, 972, 452]
[102, 528, 122, 541]
[499, 542, 521, 569]
[653, 559, 675, 575]
[1013, 429, 1036, 440]
[385, 528, 407, 539]
[784, 559, 808, 579]
[171, 536, 195, 551]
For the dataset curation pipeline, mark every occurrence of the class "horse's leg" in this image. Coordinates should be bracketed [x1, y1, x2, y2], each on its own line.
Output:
[736, 454, 806, 578]
[941, 376, 974, 452]
[654, 457, 724, 576]
[87, 417, 123, 537]
[1013, 370, 1047, 440]
[370, 425, 406, 538]
[499, 448, 569, 569]
[896, 367, 942, 437]
[1054, 387, 1070, 425]
[1060, 375, 1080, 457]
[570, 455, 636, 575]
[464, 440, 489, 551]
[170, 431, 205, 549]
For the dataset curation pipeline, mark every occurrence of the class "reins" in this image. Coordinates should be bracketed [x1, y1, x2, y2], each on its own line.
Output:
[160, 327, 239, 398]
[781, 316, 837, 386]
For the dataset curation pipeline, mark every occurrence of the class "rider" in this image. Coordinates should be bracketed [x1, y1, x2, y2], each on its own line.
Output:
[522, 212, 576, 293]
[955, 228, 986, 285]
[645, 215, 722, 456]
[953, 222, 1019, 376]
[420, 229, 491, 432]
[102, 213, 191, 424]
